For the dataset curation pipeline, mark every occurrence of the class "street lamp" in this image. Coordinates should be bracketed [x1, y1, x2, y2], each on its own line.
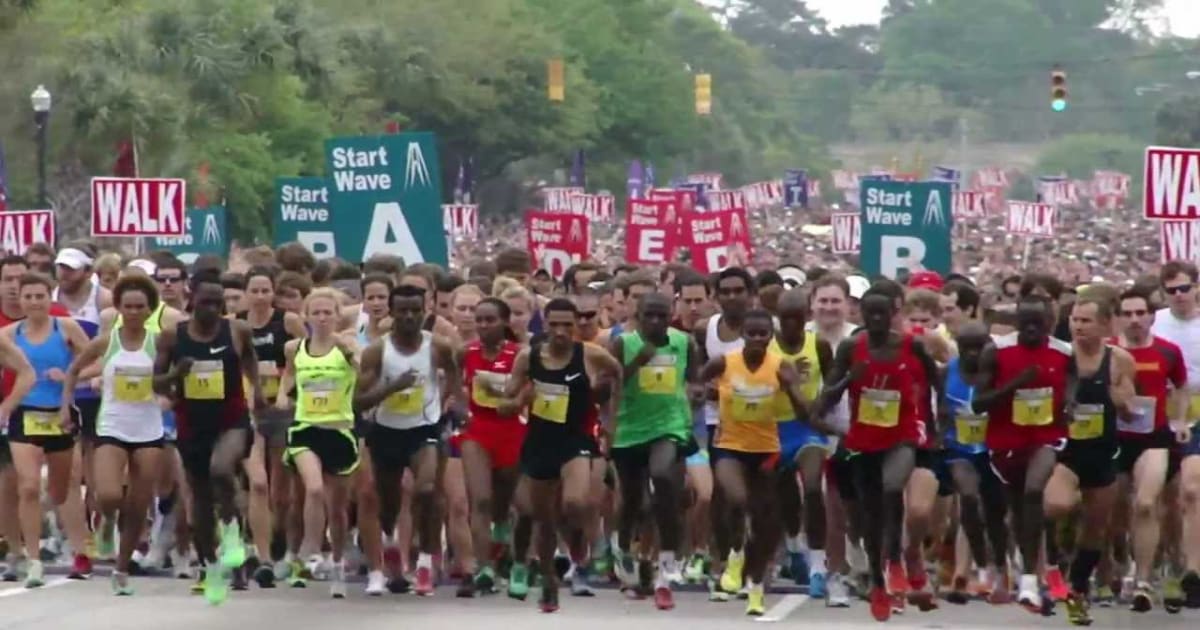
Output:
[30, 85, 51, 208]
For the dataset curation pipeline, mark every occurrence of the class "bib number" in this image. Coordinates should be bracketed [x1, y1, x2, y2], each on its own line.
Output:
[184, 360, 225, 400]
[113, 366, 154, 403]
[731, 383, 777, 423]
[23, 410, 63, 437]
[258, 361, 281, 399]
[857, 388, 901, 428]
[1189, 393, 1200, 423]
[303, 379, 344, 414]
[638, 354, 677, 395]
[1069, 404, 1105, 441]
[1013, 387, 1053, 427]
[533, 381, 569, 424]
[954, 412, 988, 446]
[384, 385, 424, 415]
[1117, 396, 1156, 434]
[471, 371, 508, 409]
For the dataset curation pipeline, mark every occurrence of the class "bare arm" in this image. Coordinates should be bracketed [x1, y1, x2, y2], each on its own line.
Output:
[0, 332, 34, 422]
[435, 335, 467, 415]
[1110, 347, 1138, 420]
[277, 340, 300, 410]
[972, 345, 1035, 411]
[284, 312, 308, 339]
[913, 338, 949, 436]
[62, 333, 111, 410]
[496, 348, 532, 417]
[152, 327, 180, 394]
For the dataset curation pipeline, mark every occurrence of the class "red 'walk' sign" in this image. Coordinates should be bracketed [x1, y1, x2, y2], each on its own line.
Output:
[0, 210, 55, 256]
[91, 177, 186, 237]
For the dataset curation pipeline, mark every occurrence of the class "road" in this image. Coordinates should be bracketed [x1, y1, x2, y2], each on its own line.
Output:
[0, 570, 1196, 630]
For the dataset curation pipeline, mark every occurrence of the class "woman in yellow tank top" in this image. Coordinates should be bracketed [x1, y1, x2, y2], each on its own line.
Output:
[698, 309, 806, 616]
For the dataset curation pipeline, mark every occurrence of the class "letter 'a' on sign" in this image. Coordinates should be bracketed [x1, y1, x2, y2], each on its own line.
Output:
[548, 59, 565, 102]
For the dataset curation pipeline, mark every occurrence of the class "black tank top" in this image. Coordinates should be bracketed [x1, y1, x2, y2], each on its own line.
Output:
[527, 341, 592, 438]
[170, 319, 249, 436]
[238, 309, 290, 367]
[1068, 346, 1116, 448]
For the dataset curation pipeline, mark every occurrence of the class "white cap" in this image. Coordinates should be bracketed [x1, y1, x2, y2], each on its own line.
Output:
[126, 259, 157, 276]
[54, 247, 94, 270]
[846, 275, 870, 300]
[777, 265, 807, 289]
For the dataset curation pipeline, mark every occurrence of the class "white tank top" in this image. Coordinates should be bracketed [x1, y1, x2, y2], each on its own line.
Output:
[97, 330, 163, 443]
[704, 315, 745, 426]
[54, 280, 102, 325]
[375, 331, 441, 430]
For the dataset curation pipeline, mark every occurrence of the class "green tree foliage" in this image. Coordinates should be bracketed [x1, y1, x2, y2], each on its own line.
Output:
[1155, 95, 1200, 147]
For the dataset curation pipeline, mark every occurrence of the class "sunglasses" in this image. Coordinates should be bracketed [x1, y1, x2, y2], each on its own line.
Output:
[577, 310, 598, 320]
[155, 276, 182, 284]
[1164, 284, 1193, 295]
[1120, 309, 1148, 317]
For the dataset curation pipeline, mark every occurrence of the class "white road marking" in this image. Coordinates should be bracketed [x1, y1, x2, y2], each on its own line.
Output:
[0, 577, 76, 598]
[755, 593, 809, 622]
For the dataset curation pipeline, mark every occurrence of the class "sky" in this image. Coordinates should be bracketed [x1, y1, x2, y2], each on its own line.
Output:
[806, 0, 1200, 37]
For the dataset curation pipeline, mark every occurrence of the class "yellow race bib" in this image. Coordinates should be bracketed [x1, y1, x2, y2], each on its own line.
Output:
[858, 388, 901, 428]
[1188, 393, 1200, 423]
[113, 366, 154, 403]
[384, 384, 425, 415]
[258, 361, 281, 399]
[1117, 396, 1156, 434]
[23, 410, 63, 437]
[184, 360, 225, 400]
[303, 378, 345, 413]
[1013, 387, 1053, 427]
[1069, 403, 1105, 441]
[955, 412, 988, 445]
[471, 371, 507, 409]
[730, 383, 777, 422]
[533, 380, 569, 424]
[638, 354, 677, 395]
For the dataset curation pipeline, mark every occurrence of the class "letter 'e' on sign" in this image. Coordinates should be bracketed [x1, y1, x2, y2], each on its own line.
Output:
[91, 177, 186, 237]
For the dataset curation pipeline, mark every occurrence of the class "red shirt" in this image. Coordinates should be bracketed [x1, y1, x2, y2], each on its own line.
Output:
[986, 338, 1071, 451]
[1113, 336, 1187, 437]
[0, 304, 71, 399]
[463, 340, 521, 426]
[846, 334, 923, 452]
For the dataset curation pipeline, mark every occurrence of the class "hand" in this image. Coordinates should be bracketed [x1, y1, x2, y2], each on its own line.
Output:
[497, 399, 521, 417]
[90, 377, 102, 390]
[847, 362, 868, 384]
[275, 396, 290, 412]
[793, 357, 812, 383]
[175, 357, 195, 377]
[45, 368, 65, 383]
[777, 361, 799, 388]
[0, 404, 12, 431]
[253, 393, 268, 413]
[1013, 365, 1039, 388]
[391, 369, 419, 393]
[1176, 423, 1193, 446]
[636, 343, 658, 365]
[59, 406, 75, 432]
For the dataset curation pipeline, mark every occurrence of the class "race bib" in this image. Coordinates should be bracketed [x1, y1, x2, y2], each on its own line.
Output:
[471, 371, 508, 408]
[533, 380, 569, 424]
[113, 365, 154, 403]
[258, 361, 281, 399]
[184, 360, 225, 400]
[858, 388, 900, 428]
[384, 382, 424, 416]
[1013, 387, 1053, 427]
[1117, 396, 1156, 434]
[303, 378, 344, 413]
[954, 411, 988, 446]
[1069, 403, 1105, 441]
[1189, 393, 1200, 423]
[23, 410, 63, 437]
[730, 382, 777, 422]
[638, 354, 677, 395]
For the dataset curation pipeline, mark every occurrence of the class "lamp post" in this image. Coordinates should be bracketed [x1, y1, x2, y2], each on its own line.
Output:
[30, 85, 51, 208]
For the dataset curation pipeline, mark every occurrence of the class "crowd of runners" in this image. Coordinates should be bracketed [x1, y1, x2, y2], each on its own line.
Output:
[2, 239, 1200, 625]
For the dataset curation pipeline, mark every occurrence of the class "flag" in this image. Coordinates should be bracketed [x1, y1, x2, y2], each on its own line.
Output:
[113, 139, 138, 178]
[0, 142, 8, 212]
[784, 169, 808, 208]
[930, 165, 961, 188]
[454, 157, 475, 204]
[627, 160, 644, 200]
[568, 150, 586, 189]
[645, 162, 656, 190]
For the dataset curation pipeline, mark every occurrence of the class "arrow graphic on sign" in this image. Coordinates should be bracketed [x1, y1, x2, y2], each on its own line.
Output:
[730, 211, 744, 238]
[405, 141, 431, 189]
[202, 213, 220, 245]
[924, 190, 946, 226]
[569, 219, 582, 242]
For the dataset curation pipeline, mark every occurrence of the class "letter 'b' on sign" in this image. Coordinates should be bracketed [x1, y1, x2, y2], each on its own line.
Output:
[880, 235, 926, 278]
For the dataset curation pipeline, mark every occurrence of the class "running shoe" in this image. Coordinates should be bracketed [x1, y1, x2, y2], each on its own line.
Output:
[1163, 576, 1184, 613]
[24, 559, 44, 588]
[788, 552, 809, 587]
[746, 584, 765, 616]
[1130, 580, 1153, 613]
[869, 586, 891, 622]
[683, 554, 706, 583]
[386, 574, 410, 594]
[414, 566, 434, 596]
[539, 584, 559, 613]
[97, 519, 116, 561]
[69, 553, 93, 580]
[111, 571, 134, 596]
[288, 558, 307, 588]
[217, 521, 246, 570]
[614, 551, 636, 588]
[204, 566, 229, 606]
[826, 573, 850, 607]
[474, 566, 496, 593]
[1044, 566, 1069, 602]
[1065, 590, 1093, 626]
[456, 575, 475, 598]
[365, 570, 386, 596]
[570, 563, 594, 597]
[886, 561, 910, 597]
[719, 552, 744, 594]
[1093, 584, 1114, 607]
[1183, 570, 1200, 608]
[330, 564, 346, 599]
[708, 575, 730, 602]
[988, 570, 1013, 605]
[655, 585, 675, 610]
[508, 563, 530, 600]
[1018, 573, 1042, 613]
[808, 571, 828, 599]
[191, 569, 206, 595]
[253, 564, 275, 588]
[230, 565, 248, 591]
[946, 575, 970, 605]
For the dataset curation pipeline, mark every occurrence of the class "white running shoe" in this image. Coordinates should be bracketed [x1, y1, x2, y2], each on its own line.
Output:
[365, 570, 386, 596]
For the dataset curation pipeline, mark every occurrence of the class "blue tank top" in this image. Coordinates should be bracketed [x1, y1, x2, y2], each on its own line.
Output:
[16, 319, 72, 408]
[944, 358, 987, 455]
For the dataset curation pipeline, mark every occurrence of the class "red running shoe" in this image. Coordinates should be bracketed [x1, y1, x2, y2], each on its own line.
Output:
[886, 562, 910, 597]
[1044, 567, 1069, 602]
[415, 566, 435, 596]
[654, 586, 675, 610]
[870, 586, 891, 622]
[69, 554, 93, 580]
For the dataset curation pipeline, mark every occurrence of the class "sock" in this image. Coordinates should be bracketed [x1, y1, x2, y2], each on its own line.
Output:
[656, 551, 676, 589]
[491, 522, 511, 544]
[785, 535, 803, 554]
[417, 552, 433, 570]
[809, 549, 827, 574]
[1069, 548, 1101, 595]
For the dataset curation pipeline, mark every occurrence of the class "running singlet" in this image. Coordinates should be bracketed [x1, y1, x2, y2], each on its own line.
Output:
[715, 350, 783, 454]
[374, 332, 441, 430]
[844, 334, 922, 452]
[769, 335, 821, 419]
[704, 316, 744, 427]
[1113, 336, 1186, 437]
[614, 329, 691, 449]
[237, 309, 290, 401]
[54, 283, 102, 401]
[526, 341, 593, 439]
[0, 304, 69, 400]
[97, 329, 163, 443]
[293, 340, 355, 425]
[15, 319, 71, 408]
[170, 320, 249, 441]
[985, 338, 1071, 451]
[463, 339, 521, 426]
[1067, 347, 1118, 447]
[944, 358, 987, 455]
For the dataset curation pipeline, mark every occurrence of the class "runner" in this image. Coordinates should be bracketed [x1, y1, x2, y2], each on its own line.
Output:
[351, 273, 392, 595]
[1112, 288, 1188, 612]
[497, 297, 622, 613]
[277, 287, 360, 600]
[1043, 296, 1136, 625]
[700, 308, 804, 616]
[609, 292, 702, 610]
[2, 272, 92, 587]
[354, 284, 463, 597]
[153, 268, 265, 604]
[62, 274, 164, 595]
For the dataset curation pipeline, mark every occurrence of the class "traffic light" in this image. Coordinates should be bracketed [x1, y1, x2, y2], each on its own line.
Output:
[695, 73, 712, 116]
[1051, 68, 1068, 112]
[548, 59, 564, 102]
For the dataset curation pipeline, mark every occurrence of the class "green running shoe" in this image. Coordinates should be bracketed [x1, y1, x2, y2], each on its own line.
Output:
[508, 563, 530, 600]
